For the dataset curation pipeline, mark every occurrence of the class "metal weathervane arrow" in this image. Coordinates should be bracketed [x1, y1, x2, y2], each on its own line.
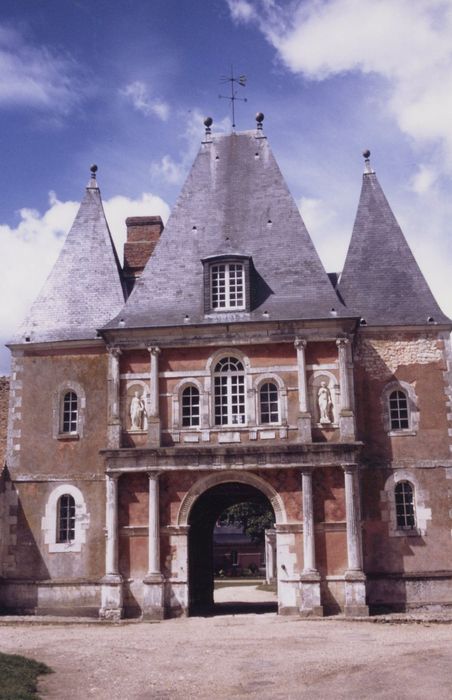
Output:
[219, 66, 247, 130]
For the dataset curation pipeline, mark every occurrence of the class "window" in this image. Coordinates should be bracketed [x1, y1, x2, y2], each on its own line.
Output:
[214, 357, 245, 426]
[182, 385, 200, 427]
[57, 494, 76, 543]
[61, 391, 78, 434]
[389, 390, 409, 430]
[211, 263, 245, 310]
[42, 484, 89, 552]
[395, 481, 416, 529]
[260, 382, 279, 424]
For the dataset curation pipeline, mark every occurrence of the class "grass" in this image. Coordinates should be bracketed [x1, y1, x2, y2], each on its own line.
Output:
[0, 652, 53, 700]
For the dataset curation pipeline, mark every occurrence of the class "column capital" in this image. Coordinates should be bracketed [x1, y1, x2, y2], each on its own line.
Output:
[147, 346, 161, 356]
[294, 337, 307, 350]
[147, 470, 161, 481]
[341, 463, 358, 475]
[107, 345, 122, 358]
[300, 466, 314, 476]
[336, 336, 349, 348]
[106, 471, 121, 481]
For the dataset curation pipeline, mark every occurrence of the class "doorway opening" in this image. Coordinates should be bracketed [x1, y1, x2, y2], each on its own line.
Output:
[188, 481, 277, 616]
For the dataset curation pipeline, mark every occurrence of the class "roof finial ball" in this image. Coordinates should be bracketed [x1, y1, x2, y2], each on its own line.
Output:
[204, 116, 213, 137]
[90, 164, 98, 178]
[362, 149, 373, 174]
[256, 112, 264, 131]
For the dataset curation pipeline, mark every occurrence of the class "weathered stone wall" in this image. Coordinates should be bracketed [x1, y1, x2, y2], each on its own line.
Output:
[0, 376, 9, 468]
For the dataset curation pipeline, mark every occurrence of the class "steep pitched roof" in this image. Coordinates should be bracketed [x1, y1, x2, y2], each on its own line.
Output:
[13, 170, 125, 344]
[107, 130, 351, 330]
[338, 162, 450, 326]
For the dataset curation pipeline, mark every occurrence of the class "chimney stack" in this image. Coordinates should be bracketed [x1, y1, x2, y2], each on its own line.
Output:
[123, 216, 163, 293]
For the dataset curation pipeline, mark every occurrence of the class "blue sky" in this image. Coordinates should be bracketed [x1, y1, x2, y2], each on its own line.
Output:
[1, 0, 452, 373]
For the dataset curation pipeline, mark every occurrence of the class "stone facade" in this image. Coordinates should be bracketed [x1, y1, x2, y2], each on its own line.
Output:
[2, 124, 452, 619]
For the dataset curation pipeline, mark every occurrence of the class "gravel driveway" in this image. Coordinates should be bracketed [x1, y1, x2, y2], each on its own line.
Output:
[1, 589, 452, 700]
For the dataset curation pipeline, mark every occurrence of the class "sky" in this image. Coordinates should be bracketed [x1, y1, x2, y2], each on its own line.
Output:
[1, 0, 452, 374]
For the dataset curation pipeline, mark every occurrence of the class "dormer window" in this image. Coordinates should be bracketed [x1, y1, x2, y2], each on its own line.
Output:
[202, 254, 251, 313]
[211, 262, 245, 310]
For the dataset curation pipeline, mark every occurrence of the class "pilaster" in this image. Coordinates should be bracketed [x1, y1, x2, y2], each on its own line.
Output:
[107, 347, 121, 448]
[336, 338, 355, 441]
[294, 338, 312, 443]
[147, 346, 161, 447]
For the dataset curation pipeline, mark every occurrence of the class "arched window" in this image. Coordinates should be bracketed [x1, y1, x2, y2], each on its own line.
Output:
[182, 385, 200, 427]
[61, 391, 78, 434]
[214, 357, 245, 426]
[57, 494, 76, 543]
[395, 481, 416, 529]
[260, 382, 279, 424]
[211, 263, 245, 310]
[389, 390, 409, 430]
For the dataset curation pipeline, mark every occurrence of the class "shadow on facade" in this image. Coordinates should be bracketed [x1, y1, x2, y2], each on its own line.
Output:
[188, 482, 277, 617]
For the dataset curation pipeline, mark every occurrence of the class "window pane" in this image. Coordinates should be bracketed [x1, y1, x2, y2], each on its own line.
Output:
[395, 481, 415, 529]
[211, 263, 245, 310]
[260, 382, 279, 424]
[214, 357, 246, 426]
[62, 391, 78, 433]
[57, 494, 76, 543]
[182, 386, 200, 427]
[389, 390, 409, 430]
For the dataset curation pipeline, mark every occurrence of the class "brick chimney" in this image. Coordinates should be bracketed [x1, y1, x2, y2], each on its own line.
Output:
[123, 216, 164, 293]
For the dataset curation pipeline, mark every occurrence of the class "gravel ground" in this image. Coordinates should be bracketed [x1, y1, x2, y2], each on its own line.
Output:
[1, 587, 452, 699]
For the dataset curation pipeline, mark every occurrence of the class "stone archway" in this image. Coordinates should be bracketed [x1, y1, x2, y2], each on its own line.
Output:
[177, 472, 285, 615]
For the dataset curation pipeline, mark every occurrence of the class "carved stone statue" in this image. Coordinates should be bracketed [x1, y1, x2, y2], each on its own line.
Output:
[317, 381, 333, 424]
[130, 391, 145, 431]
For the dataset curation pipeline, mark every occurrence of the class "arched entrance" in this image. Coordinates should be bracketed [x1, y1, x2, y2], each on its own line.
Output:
[179, 473, 285, 616]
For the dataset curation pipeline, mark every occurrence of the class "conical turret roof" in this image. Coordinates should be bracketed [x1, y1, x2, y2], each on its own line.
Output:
[107, 130, 351, 330]
[13, 169, 125, 344]
[338, 159, 450, 326]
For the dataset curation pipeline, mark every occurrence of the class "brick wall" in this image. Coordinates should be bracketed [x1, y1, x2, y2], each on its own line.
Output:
[0, 376, 9, 467]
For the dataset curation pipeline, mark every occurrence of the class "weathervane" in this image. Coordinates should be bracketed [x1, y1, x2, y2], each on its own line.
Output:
[219, 66, 247, 130]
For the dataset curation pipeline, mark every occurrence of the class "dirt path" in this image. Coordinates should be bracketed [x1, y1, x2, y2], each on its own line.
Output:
[1, 612, 452, 699]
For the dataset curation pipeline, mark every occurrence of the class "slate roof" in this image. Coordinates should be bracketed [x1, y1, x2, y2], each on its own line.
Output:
[338, 166, 450, 326]
[13, 173, 125, 344]
[106, 131, 352, 331]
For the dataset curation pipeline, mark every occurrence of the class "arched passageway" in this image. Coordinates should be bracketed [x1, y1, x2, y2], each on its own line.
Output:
[188, 481, 277, 616]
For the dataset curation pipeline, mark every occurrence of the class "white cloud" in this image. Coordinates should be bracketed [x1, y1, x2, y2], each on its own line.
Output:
[409, 164, 439, 195]
[151, 109, 230, 185]
[0, 24, 85, 114]
[227, 0, 452, 167]
[121, 81, 170, 121]
[299, 196, 348, 273]
[0, 190, 170, 373]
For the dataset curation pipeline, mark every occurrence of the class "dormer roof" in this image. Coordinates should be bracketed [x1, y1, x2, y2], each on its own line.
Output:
[338, 163, 450, 327]
[12, 169, 125, 344]
[106, 131, 353, 330]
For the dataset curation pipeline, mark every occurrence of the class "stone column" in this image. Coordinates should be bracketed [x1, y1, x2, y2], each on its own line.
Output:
[336, 338, 355, 441]
[99, 473, 123, 620]
[299, 468, 323, 616]
[265, 529, 276, 584]
[147, 346, 161, 446]
[294, 338, 312, 442]
[342, 464, 368, 616]
[143, 471, 164, 620]
[107, 347, 121, 448]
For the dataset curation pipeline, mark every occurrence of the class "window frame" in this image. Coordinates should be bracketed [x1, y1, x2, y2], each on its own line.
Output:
[389, 389, 409, 431]
[53, 381, 86, 441]
[57, 493, 76, 543]
[213, 356, 247, 427]
[259, 381, 280, 425]
[202, 254, 251, 314]
[381, 380, 419, 436]
[181, 384, 201, 428]
[60, 390, 78, 435]
[394, 480, 416, 531]
[42, 484, 89, 552]
[210, 262, 245, 311]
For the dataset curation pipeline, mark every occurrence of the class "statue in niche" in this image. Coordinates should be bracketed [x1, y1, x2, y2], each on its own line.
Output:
[130, 390, 146, 431]
[317, 381, 333, 424]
